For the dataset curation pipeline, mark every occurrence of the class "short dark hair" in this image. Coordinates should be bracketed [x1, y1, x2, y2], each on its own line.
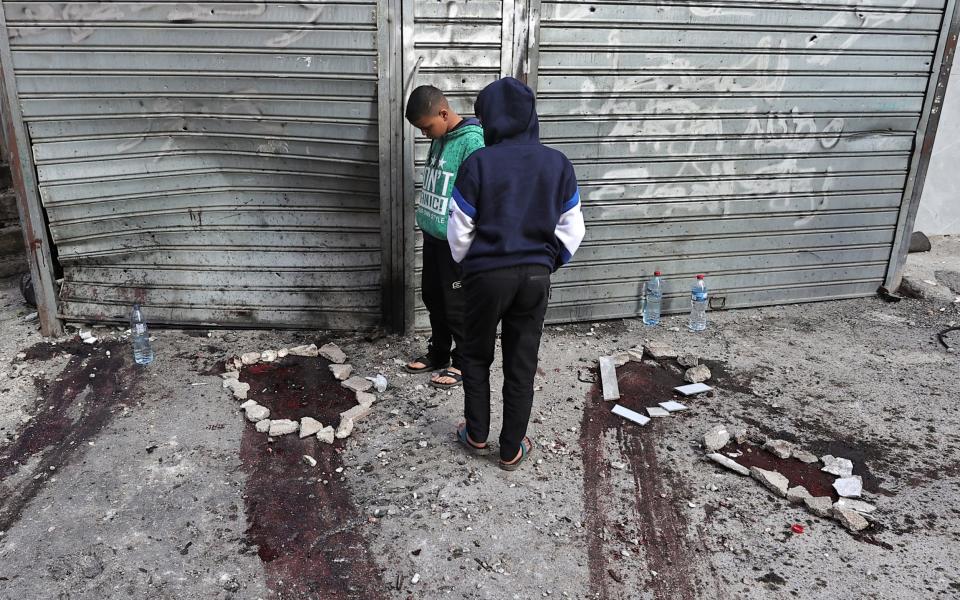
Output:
[405, 85, 446, 122]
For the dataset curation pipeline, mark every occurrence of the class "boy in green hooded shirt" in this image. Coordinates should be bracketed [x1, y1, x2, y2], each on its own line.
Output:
[404, 85, 485, 388]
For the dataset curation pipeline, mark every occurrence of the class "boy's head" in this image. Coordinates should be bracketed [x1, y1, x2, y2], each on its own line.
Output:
[406, 85, 457, 139]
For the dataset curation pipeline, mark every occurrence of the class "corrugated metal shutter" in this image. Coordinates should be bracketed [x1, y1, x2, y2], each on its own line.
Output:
[5, 1, 381, 328]
[536, 0, 944, 321]
[410, 0, 503, 329]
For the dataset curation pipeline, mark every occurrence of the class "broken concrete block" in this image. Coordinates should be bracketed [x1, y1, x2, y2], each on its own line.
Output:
[612, 353, 631, 367]
[646, 407, 670, 417]
[240, 352, 261, 365]
[832, 507, 870, 532]
[232, 357, 243, 371]
[260, 349, 278, 363]
[341, 403, 372, 423]
[645, 342, 678, 359]
[598, 356, 620, 401]
[832, 476, 863, 498]
[302, 455, 317, 467]
[835, 498, 876, 514]
[223, 379, 251, 400]
[732, 428, 749, 444]
[821, 455, 854, 477]
[356, 391, 376, 408]
[804, 496, 834, 518]
[899, 276, 956, 302]
[329, 363, 353, 381]
[763, 439, 794, 459]
[335, 418, 354, 439]
[706, 453, 750, 476]
[277, 348, 289, 358]
[239, 399, 256, 409]
[750, 467, 789, 497]
[268, 419, 299, 437]
[683, 364, 712, 384]
[288, 344, 319, 357]
[341, 376, 373, 393]
[658, 401, 688, 412]
[317, 426, 336, 444]
[221, 370, 240, 381]
[791, 449, 819, 464]
[319, 342, 347, 364]
[299, 417, 323, 438]
[245, 404, 270, 423]
[627, 347, 644, 362]
[255, 419, 271, 433]
[786, 485, 813, 504]
[366, 374, 388, 392]
[703, 426, 730, 452]
[677, 354, 700, 368]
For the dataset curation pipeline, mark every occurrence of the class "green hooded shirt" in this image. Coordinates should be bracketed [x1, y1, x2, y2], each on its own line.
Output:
[416, 118, 485, 240]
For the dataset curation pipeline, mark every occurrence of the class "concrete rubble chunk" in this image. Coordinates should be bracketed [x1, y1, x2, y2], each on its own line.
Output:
[255, 420, 271, 433]
[319, 343, 347, 364]
[239, 399, 256, 409]
[366, 374, 388, 392]
[342, 376, 373, 393]
[223, 379, 250, 400]
[79, 330, 93, 340]
[646, 407, 670, 417]
[821, 455, 854, 477]
[786, 485, 813, 504]
[835, 498, 876, 514]
[612, 353, 631, 367]
[329, 363, 353, 381]
[792, 449, 819, 464]
[240, 352, 261, 365]
[232, 357, 243, 371]
[763, 438, 794, 459]
[645, 342, 678, 359]
[317, 426, 336, 444]
[677, 354, 700, 368]
[302, 455, 317, 467]
[335, 418, 354, 439]
[260, 349, 278, 363]
[683, 364, 712, 384]
[832, 476, 863, 498]
[268, 419, 299, 437]
[277, 348, 289, 358]
[627, 347, 644, 362]
[750, 466, 789, 497]
[221, 370, 240, 381]
[706, 453, 750, 476]
[804, 496, 834, 518]
[83, 336, 98, 345]
[288, 344, 319, 357]
[356, 391, 376, 408]
[832, 507, 870, 532]
[703, 426, 730, 452]
[733, 428, 749, 444]
[341, 403, 372, 423]
[245, 404, 270, 423]
[299, 417, 323, 438]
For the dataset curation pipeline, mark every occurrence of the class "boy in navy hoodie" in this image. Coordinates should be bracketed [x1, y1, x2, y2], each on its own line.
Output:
[447, 78, 585, 470]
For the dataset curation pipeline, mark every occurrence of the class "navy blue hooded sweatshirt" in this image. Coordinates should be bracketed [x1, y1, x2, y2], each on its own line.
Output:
[446, 77, 585, 275]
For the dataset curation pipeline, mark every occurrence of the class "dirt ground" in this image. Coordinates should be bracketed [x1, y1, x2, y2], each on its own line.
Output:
[1, 238, 959, 600]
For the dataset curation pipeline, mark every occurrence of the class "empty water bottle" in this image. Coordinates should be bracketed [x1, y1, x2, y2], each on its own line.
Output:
[689, 274, 708, 332]
[642, 271, 663, 326]
[131, 304, 155, 365]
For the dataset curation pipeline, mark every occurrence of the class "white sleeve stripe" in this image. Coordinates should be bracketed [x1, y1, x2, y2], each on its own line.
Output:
[447, 195, 476, 263]
[555, 198, 585, 266]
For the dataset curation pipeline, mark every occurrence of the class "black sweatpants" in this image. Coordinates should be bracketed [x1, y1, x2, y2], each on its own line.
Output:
[421, 237, 465, 370]
[461, 264, 551, 461]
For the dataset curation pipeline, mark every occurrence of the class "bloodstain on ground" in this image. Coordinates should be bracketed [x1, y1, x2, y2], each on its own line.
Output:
[580, 360, 706, 600]
[0, 339, 137, 531]
[238, 355, 380, 599]
[725, 442, 839, 499]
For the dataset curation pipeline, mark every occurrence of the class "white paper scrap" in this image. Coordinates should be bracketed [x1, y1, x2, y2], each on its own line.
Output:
[674, 382, 712, 396]
[611, 404, 650, 426]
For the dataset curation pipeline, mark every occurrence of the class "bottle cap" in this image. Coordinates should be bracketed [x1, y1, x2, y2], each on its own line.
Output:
[696, 274, 705, 279]
[654, 271, 661, 276]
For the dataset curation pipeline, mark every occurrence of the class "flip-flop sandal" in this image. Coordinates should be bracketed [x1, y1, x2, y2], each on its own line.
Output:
[404, 355, 450, 373]
[499, 437, 533, 471]
[429, 369, 463, 389]
[456, 422, 491, 455]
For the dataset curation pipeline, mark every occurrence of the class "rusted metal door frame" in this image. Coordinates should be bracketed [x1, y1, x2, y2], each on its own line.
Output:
[885, 0, 960, 291]
[0, 6, 62, 336]
[502, 0, 542, 85]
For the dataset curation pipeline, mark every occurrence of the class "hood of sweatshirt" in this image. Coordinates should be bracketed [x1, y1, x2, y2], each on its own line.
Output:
[474, 77, 539, 146]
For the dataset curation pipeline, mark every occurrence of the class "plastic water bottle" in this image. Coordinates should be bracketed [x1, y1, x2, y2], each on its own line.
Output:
[642, 271, 662, 326]
[131, 304, 155, 365]
[689, 274, 708, 332]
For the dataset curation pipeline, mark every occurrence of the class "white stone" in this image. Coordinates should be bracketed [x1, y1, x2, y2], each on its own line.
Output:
[317, 426, 336, 444]
[763, 439, 794, 459]
[677, 354, 700, 368]
[821, 455, 854, 477]
[342, 376, 373, 393]
[288, 344, 319, 357]
[646, 407, 670, 418]
[703, 426, 730, 452]
[240, 352, 261, 365]
[232, 357, 243, 371]
[223, 379, 250, 400]
[645, 342, 678, 359]
[356, 391, 376, 408]
[835, 498, 876, 514]
[268, 419, 299, 437]
[627, 347, 644, 362]
[79, 330, 93, 340]
[245, 404, 270, 423]
[299, 417, 323, 438]
[83, 336, 98, 345]
[684, 364, 712, 384]
[335, 418, 354, 439]
[329, 363, 353, 381]
[832, 507, 870, 532]
[239, 400, 256, 409]
[804, 496, 833, 518]
[260, 349, 278, 363]
[319, 343, 347, 364]
[750, 467, 789, 497]
[302, 455, 317, 467]
[411, 573, 421, 585]
[255, 420, 271, 433]
[221, 370, 240, 381]
[366, 374, 388, 392]
[612, 353, 631, 367]
[341, 403, 372, 423]
[277, 348, 289, 358]
[786, 485, 813, 504]
[706, 453, 750, 476]
[791, 449, 819, 464]
[832, 476, 863, 498]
